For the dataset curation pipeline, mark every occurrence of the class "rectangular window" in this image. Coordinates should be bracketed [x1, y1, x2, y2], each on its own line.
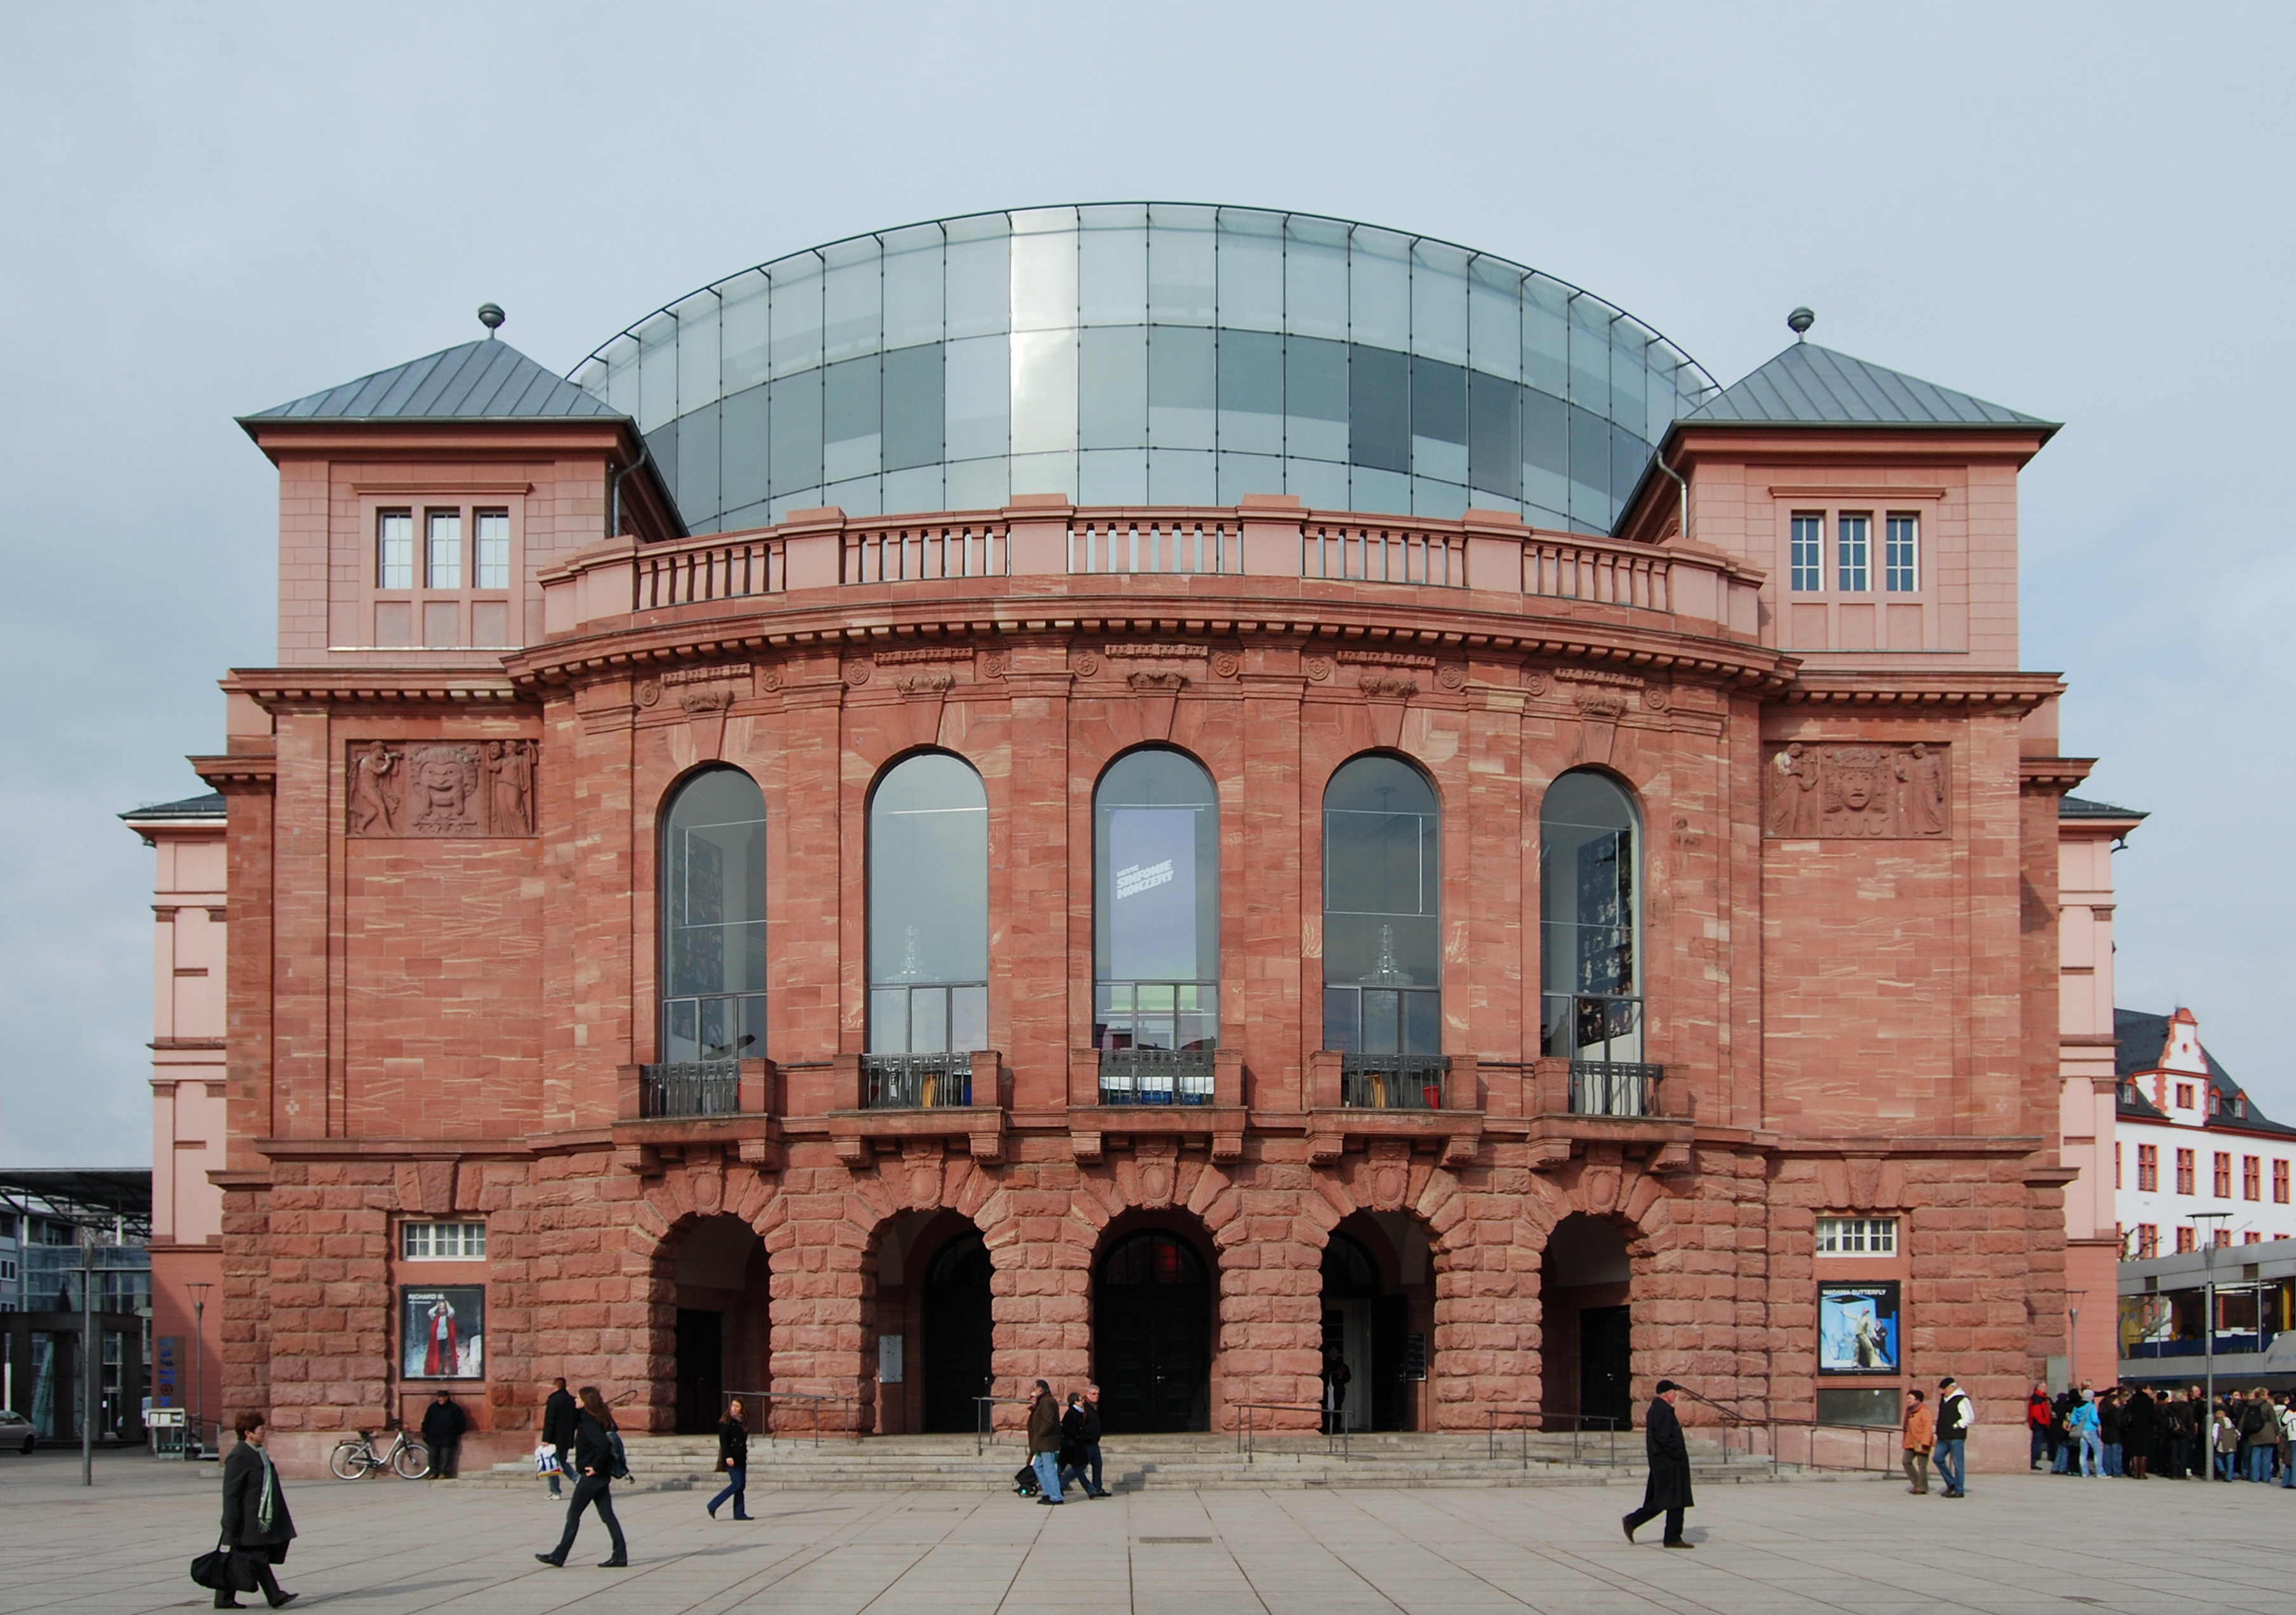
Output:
[425, 510, 462, 588]
[2175, 1148, 2196, 1195]
[1815, 1216, 1897, 1256]
[2215, 1152, 2233, 1197]
[2214, 1228, 2233, 1248]
[1883, 514, 1918, 592]
[401, 1221, 486, 1260]
[2136, 1144, 2158, 1192]
[2135, 1224, 2158, 1259]
[1790, 513, 1823, 591]
[2275, 1160, 2290, 1204]
[474, 510, 510, 590]
[2175, 1083, 2194, 1108]
[2244, 1156, 2262, 1200]
[2175, 1225, 2196, 1254]
[2244, 1232, 2262, 1245]
[378, 511, 414, 589]
[1836, 514, 1870, 592]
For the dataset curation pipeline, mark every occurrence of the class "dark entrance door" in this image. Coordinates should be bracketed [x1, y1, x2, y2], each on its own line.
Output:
[1095, 1232, 1210, 1433]
[1579, 1305, 1631, 1430]
[922, 1231, 994, 1433]
[676, 1308, 722, 1435]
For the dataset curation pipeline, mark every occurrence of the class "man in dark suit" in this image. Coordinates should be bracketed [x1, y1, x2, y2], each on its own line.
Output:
[1621, 1379, 1695, 1548]
[541, 1378, 578, 1499]
[216, 1412, 298, 1608]
[420, 1390, 467, 1479]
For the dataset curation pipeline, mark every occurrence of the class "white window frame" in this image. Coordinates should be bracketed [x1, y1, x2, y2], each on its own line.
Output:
[1883, 512, 1918, 592]
[401, 1221, 487, 1260]
[1815, 1215, 1897, 1256]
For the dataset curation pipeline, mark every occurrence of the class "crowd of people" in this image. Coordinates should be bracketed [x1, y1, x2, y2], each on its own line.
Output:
[2022, 1380, 2296, 1484]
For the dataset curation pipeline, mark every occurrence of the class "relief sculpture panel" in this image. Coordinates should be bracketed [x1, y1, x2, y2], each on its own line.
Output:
[1765, 743, 1946, 839]
[347, 740, 538, 837]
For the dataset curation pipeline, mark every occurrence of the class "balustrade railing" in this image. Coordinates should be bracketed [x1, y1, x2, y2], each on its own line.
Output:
[1069, 517, 1238, 575]
[639, 1061, 742, 1117]
[1522, 538, 1671, 611]
[863, 1052, 973, 1109]
[1340, 1054, 1449, 1109]
[1302, 520, 1466, 586]
[635, 536, 785, 609]
[844, 521, 1006, 583]
[1096, 1048, 1216, 1106]
[1568, 1060, 1664, 1117]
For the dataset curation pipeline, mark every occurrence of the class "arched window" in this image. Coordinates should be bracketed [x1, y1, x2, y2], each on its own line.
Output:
[1322, 755, 1440, 1056]
[1540, 771, 1643, 1076]
[660, 768, 767, 1065]
[868, 752, 988, 1055]
[1094, 749, 1218, 1101]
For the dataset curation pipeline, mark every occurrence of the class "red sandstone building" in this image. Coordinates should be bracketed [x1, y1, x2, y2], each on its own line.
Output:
[183, 207, 2108, 1473]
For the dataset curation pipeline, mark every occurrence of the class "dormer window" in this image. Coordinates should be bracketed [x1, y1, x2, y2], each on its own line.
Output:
[2175, 1083, 2194, 1109]
[367, 500, 520, 649]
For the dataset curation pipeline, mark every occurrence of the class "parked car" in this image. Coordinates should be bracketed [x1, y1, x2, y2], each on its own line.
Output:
[0, 1411, 34, 1454]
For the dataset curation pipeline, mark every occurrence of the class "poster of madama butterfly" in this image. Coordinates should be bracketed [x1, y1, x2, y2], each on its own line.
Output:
[401, 1286, 484, 1379]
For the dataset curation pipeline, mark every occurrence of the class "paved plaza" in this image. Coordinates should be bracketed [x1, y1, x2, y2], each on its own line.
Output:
[1, 1450, 2288, 1615]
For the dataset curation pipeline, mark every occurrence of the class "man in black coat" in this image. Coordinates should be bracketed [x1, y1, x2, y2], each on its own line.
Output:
[541, 1378, 578, 1499]
[1621, 1380, 1695, 1548]
[216, 1412, 297, 1609]
[420, 1390, 467, 1480]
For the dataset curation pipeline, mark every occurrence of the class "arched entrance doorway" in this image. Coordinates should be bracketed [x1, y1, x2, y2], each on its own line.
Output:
[1541, 1214, 1631, 1431]
[920, 1230, 993, 1433]
[1094, 1230, 1211, 1433]
[1319, 1214, 1435, 1432]
[672, 1214, 769, 1435]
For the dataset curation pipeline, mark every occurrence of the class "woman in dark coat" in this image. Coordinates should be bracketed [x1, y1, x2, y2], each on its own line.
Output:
[215, 1412, 297, 1609]
[1621, 1381, 1695, 1548]
[705, 1396, 752, 1520]
[536, 1387, 628, 1568]
[2123, 1386, 2158, 1479]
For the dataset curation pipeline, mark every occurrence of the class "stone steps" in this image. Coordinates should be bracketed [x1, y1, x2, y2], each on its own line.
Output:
[439, 1432, 1826, 1494]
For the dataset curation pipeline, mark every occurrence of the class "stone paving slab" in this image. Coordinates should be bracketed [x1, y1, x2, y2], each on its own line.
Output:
[1, 1448, 2289, 1614]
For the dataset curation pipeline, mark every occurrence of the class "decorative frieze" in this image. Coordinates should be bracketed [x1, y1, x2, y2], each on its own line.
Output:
[1765, 742, 1948, 839]
[347, 741, 536, 837]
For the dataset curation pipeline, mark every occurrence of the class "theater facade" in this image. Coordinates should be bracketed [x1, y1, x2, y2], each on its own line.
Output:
[193, 205, 2098, 1472]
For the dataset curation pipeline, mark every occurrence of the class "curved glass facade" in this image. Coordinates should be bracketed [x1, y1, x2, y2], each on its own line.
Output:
[574, 205, 1715, 536]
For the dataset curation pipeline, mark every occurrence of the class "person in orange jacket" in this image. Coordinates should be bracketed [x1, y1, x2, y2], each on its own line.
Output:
[1903, 1389, 1937, 1494]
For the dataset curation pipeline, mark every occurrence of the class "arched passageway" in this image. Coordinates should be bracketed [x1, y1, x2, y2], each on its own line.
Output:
[868, 1212, 995, 1434]
[672, 1214, 769, 1434]
[1094, 1228, 1212, 1433]
[1540, 1214, 1632, 1431]
[1319, 1214, 1436, 1432]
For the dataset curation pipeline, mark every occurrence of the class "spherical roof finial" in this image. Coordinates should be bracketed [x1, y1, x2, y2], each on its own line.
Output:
[1787, 306, 1815, 340]
[477, 302, 506, 336]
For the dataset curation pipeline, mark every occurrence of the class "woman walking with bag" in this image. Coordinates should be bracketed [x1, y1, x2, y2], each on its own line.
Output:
[213, 1412, 297, 1609]
[535, 1386, 628, 1569]
[706, 1397, 752, 1520]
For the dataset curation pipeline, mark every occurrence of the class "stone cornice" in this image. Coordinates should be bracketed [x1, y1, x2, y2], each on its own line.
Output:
[1774, 669, 2065, 712]
[2021, 755, 2098, 791]
[189, 752, 278, 791]
[222, 669, 531, 712]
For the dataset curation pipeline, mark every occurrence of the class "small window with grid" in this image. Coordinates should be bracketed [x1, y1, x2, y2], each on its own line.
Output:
[1884, 514, 1918, 592]
[1835, 514, 1871, 592]
[401, 1221, 487, 1260]
[2136, 1144, 2157, 1192]
[1790, 513, 1824, 591]
[1815, 1216, 1896, 1256]
[378, 510, 415, 589]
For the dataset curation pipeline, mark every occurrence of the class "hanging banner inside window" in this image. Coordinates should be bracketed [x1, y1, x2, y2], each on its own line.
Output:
[402, 1286, 485, 1379]
[1817, 1281, 1899, 1374]
[1108, 808, 1198, 980]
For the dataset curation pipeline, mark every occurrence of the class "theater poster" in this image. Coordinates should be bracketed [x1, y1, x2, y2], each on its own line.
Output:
[401, 1286, 484, 1379]
[1817, 1281, 1899, 1374]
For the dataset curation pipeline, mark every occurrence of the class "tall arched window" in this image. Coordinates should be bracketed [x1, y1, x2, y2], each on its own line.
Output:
[1540, 771, 1643, 1085]
[1094, 748, 1219, 1102]
[660, 768, 768, 1065]
[1322, 755, 1440, 1057]
[868, 752, 988, 1056]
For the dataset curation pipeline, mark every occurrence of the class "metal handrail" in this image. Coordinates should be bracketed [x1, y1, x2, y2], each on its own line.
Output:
[1340, 1054, 1449, 1110]
[1567, 1060, 1664, 1117]
[863, 1052, 973, 1109]
[639, 1060, 742, 1117]
[1477, 1406, 1898, 1478]
[1096, 1047, 1216, 1106]
[971, 1394, 1039, 1456]
[722, 1388, 862, 1449]
[1230, 1401, 1344, 1461]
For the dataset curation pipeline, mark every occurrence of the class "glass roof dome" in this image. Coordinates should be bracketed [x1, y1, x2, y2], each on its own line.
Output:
[575, 204, 1716, 537]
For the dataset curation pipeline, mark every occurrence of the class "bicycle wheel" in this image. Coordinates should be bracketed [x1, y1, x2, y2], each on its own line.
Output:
[329, 1442, 373, 1480]
[391, 1439, 430, 1480]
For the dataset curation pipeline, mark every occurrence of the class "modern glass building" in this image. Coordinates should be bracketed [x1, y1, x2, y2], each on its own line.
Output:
[573, 204, 1716, 537]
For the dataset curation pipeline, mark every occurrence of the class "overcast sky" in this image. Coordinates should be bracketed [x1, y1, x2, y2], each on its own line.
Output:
[3, 1, 2289, 1164]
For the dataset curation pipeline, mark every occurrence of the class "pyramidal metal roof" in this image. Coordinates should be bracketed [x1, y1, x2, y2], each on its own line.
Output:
[119, 791, 226, 821]
[243, 338, 624, 424]
[1681, 341, 2055, 433]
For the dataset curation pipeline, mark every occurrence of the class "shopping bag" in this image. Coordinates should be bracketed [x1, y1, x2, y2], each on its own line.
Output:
[534, 1443, 561, 1475]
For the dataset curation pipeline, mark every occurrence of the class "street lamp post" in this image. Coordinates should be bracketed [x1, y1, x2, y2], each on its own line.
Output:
[2067, 1289, 2087, 1390]
[187, 1282, 211, 1458]
[2190, 1211, 2233, 1428]
[79, 1226, 95, 1488]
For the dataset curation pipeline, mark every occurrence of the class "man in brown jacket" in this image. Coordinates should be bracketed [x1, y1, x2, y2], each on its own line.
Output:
[1902, 1388, 1936, 1494]
[1026, 1381, 1065, 1505]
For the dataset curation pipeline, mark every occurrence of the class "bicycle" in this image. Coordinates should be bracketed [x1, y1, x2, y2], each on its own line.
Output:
[329, 1423, 429, 1479]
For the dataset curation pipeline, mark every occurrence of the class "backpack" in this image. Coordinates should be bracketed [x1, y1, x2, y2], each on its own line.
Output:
[608, 1430, 631, 1481]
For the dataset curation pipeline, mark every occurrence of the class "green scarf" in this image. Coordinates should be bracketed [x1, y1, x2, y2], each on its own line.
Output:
[255, 1446, 277, 1532]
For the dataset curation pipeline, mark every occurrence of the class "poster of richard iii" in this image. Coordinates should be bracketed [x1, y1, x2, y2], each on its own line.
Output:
[401, 1286, 484, 1379]
[1817, 1282, 1900, 1375]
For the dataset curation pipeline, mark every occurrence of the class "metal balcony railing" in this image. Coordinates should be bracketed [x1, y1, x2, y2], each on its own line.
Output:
[1097, 1048, 1216, 1106]
[1340, 1054, 1449, 1110]
[1568, 1060, 1664, 1117]
[863, 1052, 973, 1109]
[639, 1061, 742, 1118]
